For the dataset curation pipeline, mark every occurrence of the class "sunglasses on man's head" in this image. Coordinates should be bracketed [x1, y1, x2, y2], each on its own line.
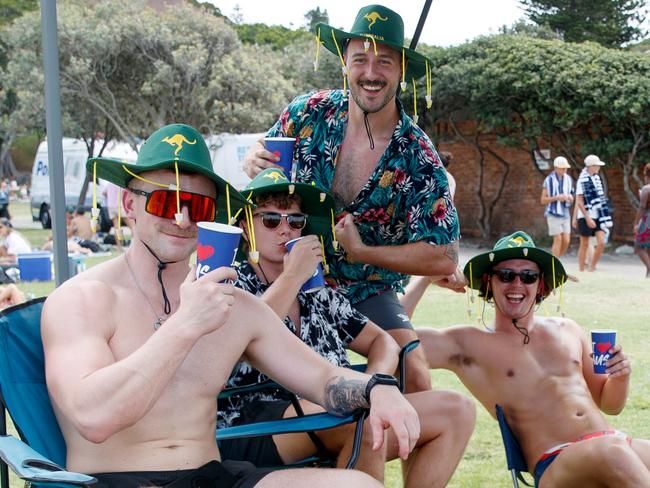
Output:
[492, 268, 540, 285]
[254, 211, 308, 230]
[129, 188, 217, 222]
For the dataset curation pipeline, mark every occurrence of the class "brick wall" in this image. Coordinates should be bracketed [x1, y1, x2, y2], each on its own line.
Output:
[431, 122, 639, 243]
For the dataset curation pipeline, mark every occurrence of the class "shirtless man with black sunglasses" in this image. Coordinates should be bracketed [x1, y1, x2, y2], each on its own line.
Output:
[412, 231, 650, 487]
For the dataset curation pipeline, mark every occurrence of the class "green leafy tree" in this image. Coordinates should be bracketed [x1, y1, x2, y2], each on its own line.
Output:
[499, 19, 563, 41]
[428, 34, 650, 238]
[186, 0, 224, 18]
[282, 36, 343, 93]
[304, 7, 328, 33]
[3, 0, 282, 141]
[519, 0, 648, 47]
[3, 0, 294, 190]
[0, 0, 37, 27]
[209, 42, 297, 133]
[234, 23, 311, 50]
[0, 0, 38, 176]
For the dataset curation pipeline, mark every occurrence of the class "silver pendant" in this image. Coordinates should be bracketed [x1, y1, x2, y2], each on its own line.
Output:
[154, 319, 162, 331]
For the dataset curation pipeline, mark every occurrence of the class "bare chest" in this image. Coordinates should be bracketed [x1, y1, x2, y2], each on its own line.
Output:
[454, 329, 583, 404]
[331, 133, 389, 207]
[109, 304, 245, 400]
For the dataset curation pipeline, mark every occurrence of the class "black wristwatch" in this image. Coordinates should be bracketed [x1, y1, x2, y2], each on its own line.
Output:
[364, 373, 399, 403]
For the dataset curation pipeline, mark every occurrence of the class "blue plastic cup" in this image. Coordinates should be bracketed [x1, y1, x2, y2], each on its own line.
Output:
[591, 330, 616, 374]
[264, 136, 295, 179]
[285, 237, 325, 293]
[196, 222, 242, 279]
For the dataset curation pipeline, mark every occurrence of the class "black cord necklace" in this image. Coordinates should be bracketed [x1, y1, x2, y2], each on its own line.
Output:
[256, 261, 272, 285]
[141, 241, 177, 316]
[124, 253, 166, 331]
[362, 111, 375, 150]
[511, 319, 531, 345]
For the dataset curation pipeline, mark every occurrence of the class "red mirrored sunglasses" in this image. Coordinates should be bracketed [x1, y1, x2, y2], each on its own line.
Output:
[129, 188, 217, 222]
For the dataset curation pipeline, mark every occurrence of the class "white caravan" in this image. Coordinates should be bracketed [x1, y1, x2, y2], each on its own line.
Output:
[31, 133, 263, 228]
[30, 138, 137, 228]
[206, 133, 263, 191]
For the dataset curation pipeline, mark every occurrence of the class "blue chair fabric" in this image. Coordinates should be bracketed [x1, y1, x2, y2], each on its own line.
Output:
[0, 299, 369, 486]
[0, 298, 93, 487]
[495, 404, 534, 487]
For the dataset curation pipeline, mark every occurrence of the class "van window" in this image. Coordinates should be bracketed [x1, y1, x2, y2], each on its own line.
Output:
[65, 156, 84, 178]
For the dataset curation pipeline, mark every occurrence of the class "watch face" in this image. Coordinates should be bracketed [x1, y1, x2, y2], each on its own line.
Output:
[374, 373, 397, 382]
[365, 373, 399, 402]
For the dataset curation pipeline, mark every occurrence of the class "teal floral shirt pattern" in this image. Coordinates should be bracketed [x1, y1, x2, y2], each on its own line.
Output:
[267, 89, 460, 304]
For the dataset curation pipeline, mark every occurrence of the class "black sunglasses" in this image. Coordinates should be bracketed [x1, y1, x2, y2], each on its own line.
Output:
[254, 211, 307, 230]
[492, 268, 540, 285]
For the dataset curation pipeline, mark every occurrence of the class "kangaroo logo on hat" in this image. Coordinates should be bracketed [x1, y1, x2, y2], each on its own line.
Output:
[508, 236, 526, 247]
[263, 170, 285, 184]
[162, 134, 197, 157]
[364, 11, 388, 29]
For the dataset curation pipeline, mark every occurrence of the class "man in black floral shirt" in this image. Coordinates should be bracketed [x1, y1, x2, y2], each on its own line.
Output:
[218, 170, 475, 487]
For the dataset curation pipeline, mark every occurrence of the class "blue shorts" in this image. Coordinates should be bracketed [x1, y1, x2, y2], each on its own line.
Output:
[533, 430, 631, 486]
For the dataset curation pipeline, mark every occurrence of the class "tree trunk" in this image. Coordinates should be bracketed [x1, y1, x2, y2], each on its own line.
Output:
[450, 120, 492, 242]
[0, 135, 19, 179]
[479, 145, 511, 240]
[620, 129, 648, 208]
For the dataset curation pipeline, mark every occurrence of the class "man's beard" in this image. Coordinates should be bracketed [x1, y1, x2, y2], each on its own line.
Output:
[350, 80, 395, 114]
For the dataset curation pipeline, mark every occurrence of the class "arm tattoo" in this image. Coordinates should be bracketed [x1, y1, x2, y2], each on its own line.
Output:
[441, 240, 459, 265]
[323, 376, 369, 416]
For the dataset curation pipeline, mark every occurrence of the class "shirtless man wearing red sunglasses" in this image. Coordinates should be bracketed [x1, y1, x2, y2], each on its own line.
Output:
[41, 124, 421, 488]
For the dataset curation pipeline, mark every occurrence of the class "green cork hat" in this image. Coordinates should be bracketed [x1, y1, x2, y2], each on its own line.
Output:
[463, 231, 567, 297]
[235, 169, 336, 263]
[239, 168, 334, 236]
[87, 124, 250, 223]
[316, 4, 432, 81]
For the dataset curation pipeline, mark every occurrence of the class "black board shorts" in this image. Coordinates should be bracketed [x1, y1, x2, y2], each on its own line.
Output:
[91, 459, 273, 488]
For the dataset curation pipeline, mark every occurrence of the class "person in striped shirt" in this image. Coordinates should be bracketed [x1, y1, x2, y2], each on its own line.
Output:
[540, 156, 574, 257]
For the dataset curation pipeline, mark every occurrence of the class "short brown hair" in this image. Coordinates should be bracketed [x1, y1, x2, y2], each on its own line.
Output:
[239, 191, 303, 253]
[644, 163, 650, 179]
[254, 191, 303, 210]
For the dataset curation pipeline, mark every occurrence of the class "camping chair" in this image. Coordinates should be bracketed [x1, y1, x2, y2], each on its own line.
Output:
[0, 299, 368, 487]
[218, 339, 420, 469]
[495, 404, 534, 487]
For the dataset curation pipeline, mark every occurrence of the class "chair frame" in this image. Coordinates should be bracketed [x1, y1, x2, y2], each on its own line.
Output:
[0, 300, 372, 487]
[218, 339, 420, 468]
[495, 404, 534, 487]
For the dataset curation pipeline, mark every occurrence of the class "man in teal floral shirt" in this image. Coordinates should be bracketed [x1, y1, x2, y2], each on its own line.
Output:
[244, 5, 461, 393]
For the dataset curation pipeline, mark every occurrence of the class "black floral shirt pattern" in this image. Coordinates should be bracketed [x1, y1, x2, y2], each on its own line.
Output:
[217, 261, 368, 429]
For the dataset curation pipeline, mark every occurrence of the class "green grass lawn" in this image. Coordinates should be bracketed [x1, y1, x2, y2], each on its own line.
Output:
[4, 200, 649, 487]
[383, 270, 650, 487]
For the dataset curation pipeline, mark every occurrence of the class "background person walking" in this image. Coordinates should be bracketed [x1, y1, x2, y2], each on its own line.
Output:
[541, 156, 573, 257]
[574, 154, 612, 272]
[634, 163, 650, 277]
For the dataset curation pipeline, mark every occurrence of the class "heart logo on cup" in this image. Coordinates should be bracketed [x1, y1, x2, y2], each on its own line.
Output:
[596, 342, 611, 354]
[197, 243, 215, 261]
